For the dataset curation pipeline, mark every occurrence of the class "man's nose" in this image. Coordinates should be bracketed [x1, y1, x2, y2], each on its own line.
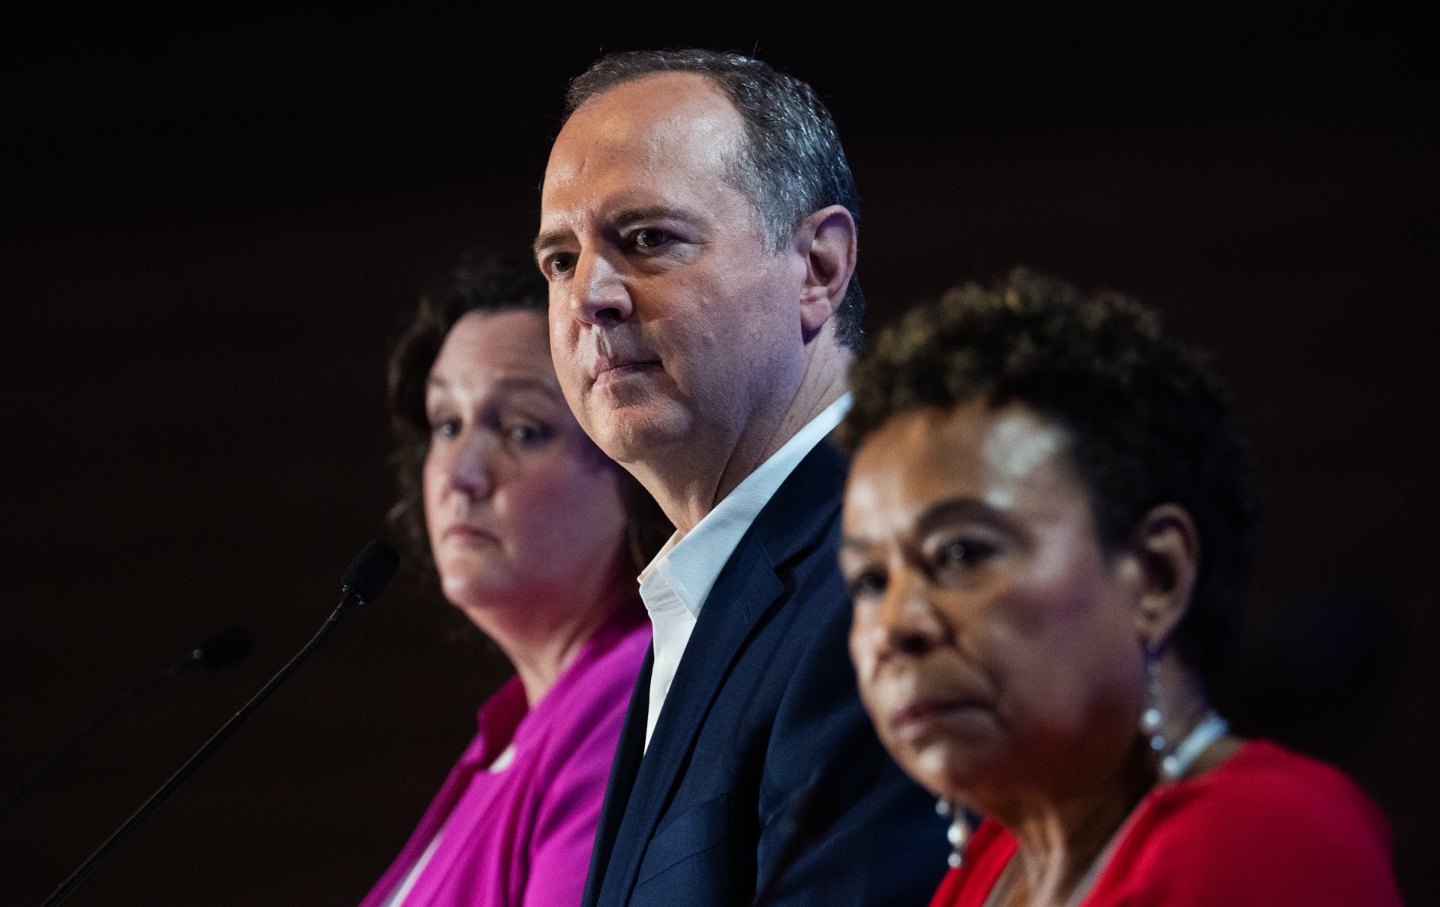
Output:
[568, 248, 633, 326]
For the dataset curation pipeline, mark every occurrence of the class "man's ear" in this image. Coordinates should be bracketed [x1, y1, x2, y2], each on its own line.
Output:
[794, 204, 857, 339]
[1129, 503, 1201, 650]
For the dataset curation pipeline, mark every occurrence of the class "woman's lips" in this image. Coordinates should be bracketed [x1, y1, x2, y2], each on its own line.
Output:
[443, 524, 497, 544]
[889, 698, 991, 741]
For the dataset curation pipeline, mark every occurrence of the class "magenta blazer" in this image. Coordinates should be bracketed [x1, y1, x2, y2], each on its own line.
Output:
[361, 608, 650, 907]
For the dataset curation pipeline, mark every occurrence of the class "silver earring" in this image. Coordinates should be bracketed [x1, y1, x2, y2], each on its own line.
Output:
[935, 800, 971, 869]
[1140, 647, 1169, 770]
[1142, 645, 1231, 783]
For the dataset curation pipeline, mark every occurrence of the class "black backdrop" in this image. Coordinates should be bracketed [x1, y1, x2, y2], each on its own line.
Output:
[4, 4, 1438, 904]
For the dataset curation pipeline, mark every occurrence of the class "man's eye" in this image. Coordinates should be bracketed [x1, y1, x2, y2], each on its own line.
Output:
[632, 228, 670, 249]
[543, 252, 576, 277]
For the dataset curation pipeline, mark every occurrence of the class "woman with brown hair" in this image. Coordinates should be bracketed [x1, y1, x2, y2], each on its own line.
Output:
[361, 254, 666, 907]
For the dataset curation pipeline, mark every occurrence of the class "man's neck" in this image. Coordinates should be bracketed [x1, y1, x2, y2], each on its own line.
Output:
[639, 367, 849, 534]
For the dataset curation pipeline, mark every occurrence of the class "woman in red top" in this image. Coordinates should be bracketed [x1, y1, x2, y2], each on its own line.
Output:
[838, 270, 1402, 905]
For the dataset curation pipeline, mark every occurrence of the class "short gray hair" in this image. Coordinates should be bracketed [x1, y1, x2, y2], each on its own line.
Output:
[565, 48, 865, 350]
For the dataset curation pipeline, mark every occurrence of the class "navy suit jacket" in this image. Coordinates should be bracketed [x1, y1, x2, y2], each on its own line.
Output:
[581, 440, 947, 906]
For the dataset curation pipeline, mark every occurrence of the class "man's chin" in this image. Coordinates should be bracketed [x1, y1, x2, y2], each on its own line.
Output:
[585, 404, 693, 468]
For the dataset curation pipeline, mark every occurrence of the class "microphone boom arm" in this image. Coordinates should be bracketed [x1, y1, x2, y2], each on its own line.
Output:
[40, 539, 397, 907]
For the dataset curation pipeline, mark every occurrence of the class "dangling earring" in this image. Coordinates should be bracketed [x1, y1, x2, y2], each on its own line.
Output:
[1141, 645, 1231, 783]
[935, 800, 971, 868]
[1140, 646, 1170, 773]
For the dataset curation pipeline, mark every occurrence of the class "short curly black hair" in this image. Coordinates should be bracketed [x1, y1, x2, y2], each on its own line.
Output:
[386, 251, 670, 574]
[841, 269, 1263, 693]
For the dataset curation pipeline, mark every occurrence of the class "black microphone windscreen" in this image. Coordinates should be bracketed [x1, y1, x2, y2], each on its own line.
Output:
[340, 539, 400, 605]
[193, 626, 252, 671]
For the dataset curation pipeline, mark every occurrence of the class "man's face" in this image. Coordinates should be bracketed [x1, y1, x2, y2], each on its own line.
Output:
[536, 73, 808, 473]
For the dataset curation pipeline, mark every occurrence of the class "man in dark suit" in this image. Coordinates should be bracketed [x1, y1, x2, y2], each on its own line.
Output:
[534, 49, 947, 905]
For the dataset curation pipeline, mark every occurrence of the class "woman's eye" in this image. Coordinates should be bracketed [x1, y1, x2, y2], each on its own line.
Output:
[847, 569, 888, 601]
[507, 422, 552, 445]
[933, 538, 995, 574]
[431, 418, 461, 440]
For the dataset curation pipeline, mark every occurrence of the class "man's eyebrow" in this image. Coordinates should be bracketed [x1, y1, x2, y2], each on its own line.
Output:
[612, 205, 693, 229]
[533, 227, 572, 260]
[534, 205, 700, 258]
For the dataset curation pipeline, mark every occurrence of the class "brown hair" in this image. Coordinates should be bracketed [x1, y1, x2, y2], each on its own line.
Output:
[386, 250, 670, 573]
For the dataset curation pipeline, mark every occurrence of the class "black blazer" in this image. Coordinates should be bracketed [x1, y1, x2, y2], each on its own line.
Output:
[582, 440, 948, 906]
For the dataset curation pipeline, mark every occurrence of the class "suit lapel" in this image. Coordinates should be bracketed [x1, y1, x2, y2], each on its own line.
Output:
[582, 645, 653, 907]
[596, 440, 847, 902]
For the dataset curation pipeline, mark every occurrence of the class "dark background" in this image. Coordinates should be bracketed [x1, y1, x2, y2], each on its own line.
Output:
[3, 4, 1437, 904]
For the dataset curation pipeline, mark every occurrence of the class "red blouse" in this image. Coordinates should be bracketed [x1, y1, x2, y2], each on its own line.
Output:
[930, 740, 1401, 906]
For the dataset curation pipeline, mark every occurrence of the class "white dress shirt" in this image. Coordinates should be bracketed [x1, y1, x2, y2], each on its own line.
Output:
[638, 394, 852, 750]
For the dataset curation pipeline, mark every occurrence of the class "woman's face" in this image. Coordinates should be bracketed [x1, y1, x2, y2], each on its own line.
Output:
[423, 310, 629, 623]
[842, 400, 1147, 808]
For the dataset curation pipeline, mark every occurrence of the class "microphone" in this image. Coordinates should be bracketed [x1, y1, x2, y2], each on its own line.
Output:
[340, 538, 403, 607]
[40, 539, 400, 907]
[181, 625, 253, 674]
[0, 626, 253, 821]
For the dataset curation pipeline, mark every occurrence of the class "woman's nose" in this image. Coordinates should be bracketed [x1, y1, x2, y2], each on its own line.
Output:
[874, 570, 948, 658]
[447, 429, 495, 500]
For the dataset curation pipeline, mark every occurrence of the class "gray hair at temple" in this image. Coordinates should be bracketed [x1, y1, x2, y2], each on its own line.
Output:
[565, 48, 866, 350]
